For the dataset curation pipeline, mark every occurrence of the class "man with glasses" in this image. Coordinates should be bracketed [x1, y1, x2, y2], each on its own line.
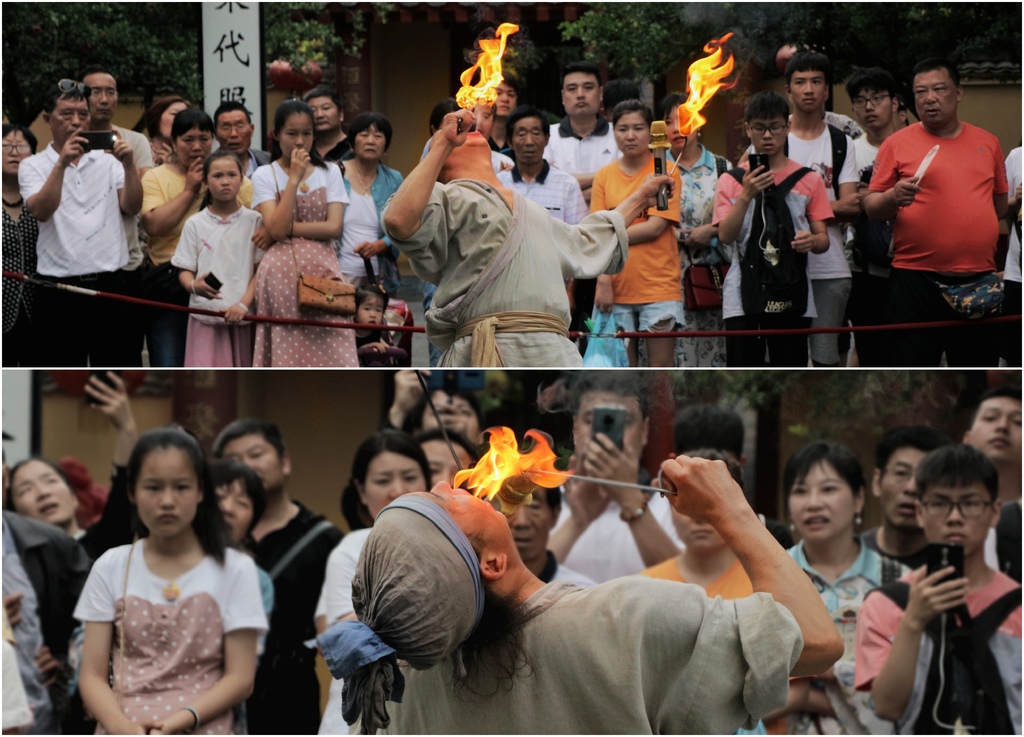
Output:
[864, 57, 1009, 367]
[713, 91, 831, 367]
[19, 79, 143, 366]
[212, 101, 269, 177]
[844, 67, 901, 367]
[855, 444, 1021, 734]
[861, 426, 952, 569]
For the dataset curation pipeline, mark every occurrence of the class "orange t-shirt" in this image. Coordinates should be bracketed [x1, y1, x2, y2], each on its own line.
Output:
[591, 157, 682, 304]
[870, 122, 1007, 273]
[641, 556, 754, 600]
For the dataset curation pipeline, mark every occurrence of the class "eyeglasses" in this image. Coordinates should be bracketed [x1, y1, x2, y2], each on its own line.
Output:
[748, 123, 787, 136]
[2, 144, 31, 154]
[217, 122, 251, 133]
[851, 93, 891, 109]
[58, 79, 91, 97]
[920, 497, 992, 518]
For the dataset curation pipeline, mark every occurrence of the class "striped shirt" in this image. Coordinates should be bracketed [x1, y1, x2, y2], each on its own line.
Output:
[19, 146, 128, 277]
[498, 161, 588, 224]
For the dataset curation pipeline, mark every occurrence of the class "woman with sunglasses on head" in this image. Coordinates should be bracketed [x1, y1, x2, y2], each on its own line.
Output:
[140, 110, 255, 367]
[2, 124, 39, 366]
[771, 441, 905, 735]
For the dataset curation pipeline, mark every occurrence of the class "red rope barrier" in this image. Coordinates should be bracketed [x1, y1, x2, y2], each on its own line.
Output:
[5, 270, 1019, 339]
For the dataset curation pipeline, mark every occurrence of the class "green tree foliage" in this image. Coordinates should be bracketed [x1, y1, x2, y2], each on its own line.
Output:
[264, 3, 393, 69]
[3, 3, 204, 125]
[561, 2, 1021, 89]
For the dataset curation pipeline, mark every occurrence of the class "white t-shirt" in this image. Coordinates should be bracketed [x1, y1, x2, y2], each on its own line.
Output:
[74, 543, 268, 636]
[339, 192, 381, 279]
[114, 126, 154, 271]
[171, 207, 264, 323]
[788, 128, 858, 279]
[553, 492, 683, 584]
[251, 161, 349, 210]
[851, 136, 892, 278]
[1005, 147, 1021, 283]
[19, 146, 129, 277]
[1, 640, 32, 732]
[314, 528, 371, 623]
[544, 118, 621, 177]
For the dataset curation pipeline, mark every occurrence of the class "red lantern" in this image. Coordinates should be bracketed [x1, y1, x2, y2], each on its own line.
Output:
[268, 59, 323, 93]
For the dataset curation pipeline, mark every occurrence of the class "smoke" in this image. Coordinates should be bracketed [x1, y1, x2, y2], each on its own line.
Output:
[535, 371, 673, 419]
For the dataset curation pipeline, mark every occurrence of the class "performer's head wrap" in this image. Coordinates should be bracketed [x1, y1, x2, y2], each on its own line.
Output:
[317, 494, 485, 733]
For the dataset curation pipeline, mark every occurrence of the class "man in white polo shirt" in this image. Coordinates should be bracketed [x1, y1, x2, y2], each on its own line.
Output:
[19, 79, 142, 366]
[498, 105, 588, 226]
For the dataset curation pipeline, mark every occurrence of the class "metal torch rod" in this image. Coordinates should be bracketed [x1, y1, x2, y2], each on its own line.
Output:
[528, 469, 676, 495]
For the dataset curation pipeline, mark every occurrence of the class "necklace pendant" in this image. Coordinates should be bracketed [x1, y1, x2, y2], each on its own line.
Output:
[764, 240, 780, 267]
[299, 182, 310, 194]
[162, 582, 180, 603]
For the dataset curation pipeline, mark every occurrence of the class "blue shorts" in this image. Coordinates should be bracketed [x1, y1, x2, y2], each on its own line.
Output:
[611, 301, 684, 333]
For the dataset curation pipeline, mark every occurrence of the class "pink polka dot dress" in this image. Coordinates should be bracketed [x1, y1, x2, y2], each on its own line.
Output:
[73, 545, 268, 735]
[252, 181, 358, 367]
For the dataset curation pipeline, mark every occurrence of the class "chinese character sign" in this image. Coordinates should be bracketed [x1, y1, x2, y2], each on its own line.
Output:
[202, 2, 265, 151]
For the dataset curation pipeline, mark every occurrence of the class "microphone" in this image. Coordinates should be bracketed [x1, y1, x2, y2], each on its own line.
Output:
[649, 120, 671, 211]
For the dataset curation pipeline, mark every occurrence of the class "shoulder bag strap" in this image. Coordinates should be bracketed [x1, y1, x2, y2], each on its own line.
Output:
[268, 519, 334, 581]
[827, 124, 848, 199]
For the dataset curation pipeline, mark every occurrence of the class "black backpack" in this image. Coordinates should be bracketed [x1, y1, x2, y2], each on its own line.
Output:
[852, 163, 895, 269]
[870, 581, 1021, 735]
[727, 166, 814, 318]
[997, 500, 1021, 583]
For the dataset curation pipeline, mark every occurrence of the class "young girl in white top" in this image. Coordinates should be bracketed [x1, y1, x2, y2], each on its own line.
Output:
[173, 150, 263, 367]
[75, 428, 267, 735]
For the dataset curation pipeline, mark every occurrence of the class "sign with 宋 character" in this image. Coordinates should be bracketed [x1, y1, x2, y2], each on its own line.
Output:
[201, 2, 266, 150]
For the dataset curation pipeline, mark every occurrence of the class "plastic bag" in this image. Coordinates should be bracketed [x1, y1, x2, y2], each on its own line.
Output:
[582, 309, 628, 368]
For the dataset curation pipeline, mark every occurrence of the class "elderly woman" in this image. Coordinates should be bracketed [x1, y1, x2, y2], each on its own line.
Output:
[772, 441, 905, 735]
[142, 95, 190, 167]
[339, 112, 404, 293]
[319, 456, 843, 734]
[2, 124, 39, 366]
[140, 109, 254, 366]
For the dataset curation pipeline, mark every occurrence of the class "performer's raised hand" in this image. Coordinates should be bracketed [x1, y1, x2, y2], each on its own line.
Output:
[439, 109, 477, 149]
[659, 454, 748, 526]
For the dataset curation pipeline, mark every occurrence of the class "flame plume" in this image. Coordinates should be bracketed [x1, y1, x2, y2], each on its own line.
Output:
[454, 427, 571, 515]
[677, 33, 736, 136]
[456, 23, 520, 112]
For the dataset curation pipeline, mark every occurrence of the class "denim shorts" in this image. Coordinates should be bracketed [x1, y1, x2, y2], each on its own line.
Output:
[611, 301, 685, 333]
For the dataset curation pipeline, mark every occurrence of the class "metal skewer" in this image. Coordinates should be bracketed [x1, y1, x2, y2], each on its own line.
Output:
[415, 370, 465, 472]
[527, 468, 677, 495]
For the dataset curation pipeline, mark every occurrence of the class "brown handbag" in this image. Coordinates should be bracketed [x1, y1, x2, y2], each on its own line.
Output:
[683, 264, 729, 311]
[293, 245, 356, 315]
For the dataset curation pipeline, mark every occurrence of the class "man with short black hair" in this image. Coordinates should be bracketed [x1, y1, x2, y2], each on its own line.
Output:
[508, 487, 595, 587]
[844, 66, 900, 367]
[212, 100, 269, 177]
[861, 425, 952, 568]
[864, 58, 1008, 366]
[498, 105, 588, 225]
[19, 80, 143, 366]
[304, 85, 350, 162]
[855, 444, 1021, 734]
[213, 419, 342, 736]
[785, 51, 860, 367]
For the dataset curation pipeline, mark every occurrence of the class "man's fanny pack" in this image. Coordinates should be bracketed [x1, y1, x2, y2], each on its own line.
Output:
[933, 272, 1003, 319]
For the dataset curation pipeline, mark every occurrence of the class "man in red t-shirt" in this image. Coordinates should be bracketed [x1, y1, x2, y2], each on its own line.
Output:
[864, 57, 1008, 367]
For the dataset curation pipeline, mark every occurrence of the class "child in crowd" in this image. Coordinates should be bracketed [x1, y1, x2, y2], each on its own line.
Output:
[173, 150, 263, 368]
[354, 285, 405, 367]
[75, 428, 267, 735]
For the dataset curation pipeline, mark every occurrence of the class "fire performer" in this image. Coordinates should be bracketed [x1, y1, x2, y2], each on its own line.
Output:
[381, 107, 672, 367]
[319, 454, 843, 734]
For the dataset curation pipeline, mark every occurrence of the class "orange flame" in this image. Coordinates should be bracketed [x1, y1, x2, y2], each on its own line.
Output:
[456, 23, 520, 112]
[453, 427, 570, 510]
[677, 33, 736, 137]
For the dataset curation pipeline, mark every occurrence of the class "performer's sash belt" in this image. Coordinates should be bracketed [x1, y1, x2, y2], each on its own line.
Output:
[455, 311, 569, 367]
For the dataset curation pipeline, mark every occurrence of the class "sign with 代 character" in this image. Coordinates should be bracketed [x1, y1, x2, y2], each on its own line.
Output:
[201, 2, 266, 152]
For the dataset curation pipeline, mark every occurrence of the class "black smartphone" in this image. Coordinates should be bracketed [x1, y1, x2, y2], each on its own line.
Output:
[79, 131, 116, 151]
[85, 370, 120, 405]
[749, 153, 773, 189]
[205, 273, 223, 290]
[591, 405, 626, 449]
[926, 542, 964, 582]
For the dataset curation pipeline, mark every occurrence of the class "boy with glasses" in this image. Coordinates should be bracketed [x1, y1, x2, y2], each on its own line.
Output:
[855, 444, 1021, 733]
[714, 91, 831, 366]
